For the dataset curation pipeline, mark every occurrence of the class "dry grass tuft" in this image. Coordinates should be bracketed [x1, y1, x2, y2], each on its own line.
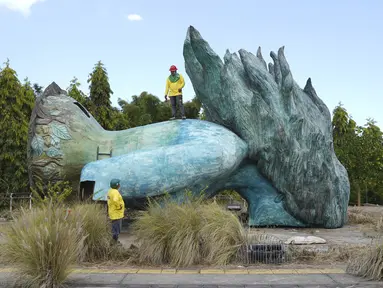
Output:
[71, 203, 114, 262]
[347, 241, 383, 281]
[0, 200, 132, 286]
[291, 245, 369, 264]
[2, 202, 86, 287]
[347, 207, 376, 225]
[131, 193, 246, 267]
[375, 216, 383, 234]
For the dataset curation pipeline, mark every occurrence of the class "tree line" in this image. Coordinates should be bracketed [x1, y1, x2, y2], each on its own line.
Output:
[0, 59, 382, 205]
[332, 104, 383, 205]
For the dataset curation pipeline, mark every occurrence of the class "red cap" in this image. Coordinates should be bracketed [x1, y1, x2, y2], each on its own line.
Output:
[169, 65, 177, 71]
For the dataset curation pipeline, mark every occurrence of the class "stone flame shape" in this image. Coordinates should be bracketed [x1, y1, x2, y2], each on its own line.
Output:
[183, 26, 350, 228]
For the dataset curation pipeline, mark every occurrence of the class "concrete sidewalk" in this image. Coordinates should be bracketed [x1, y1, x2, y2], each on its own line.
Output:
[0, 268, 380, 287]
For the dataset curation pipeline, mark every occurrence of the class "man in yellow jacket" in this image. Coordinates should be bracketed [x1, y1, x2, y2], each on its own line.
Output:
[107, 178, 125, 243]
[165, 65, 186, 120]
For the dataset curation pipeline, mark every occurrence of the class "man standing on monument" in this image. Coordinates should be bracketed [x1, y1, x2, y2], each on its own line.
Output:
[165, 65, 186, 120]
[107, 179, 125, 243]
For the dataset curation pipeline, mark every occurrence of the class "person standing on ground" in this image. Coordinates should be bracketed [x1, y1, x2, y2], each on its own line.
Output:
[165, 65, 186, 120]
[107, 179, 125, 243]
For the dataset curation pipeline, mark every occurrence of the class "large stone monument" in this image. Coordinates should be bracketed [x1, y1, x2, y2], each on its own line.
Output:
[27, 26, 350, 228]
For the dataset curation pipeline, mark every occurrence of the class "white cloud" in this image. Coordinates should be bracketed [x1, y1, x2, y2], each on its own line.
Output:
[126, 14, 142, 21]
[0, 0, 45, 16]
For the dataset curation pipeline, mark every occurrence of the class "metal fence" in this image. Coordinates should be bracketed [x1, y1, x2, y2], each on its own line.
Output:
[9, 193, 32, 213]
[235, 231, 292, 265]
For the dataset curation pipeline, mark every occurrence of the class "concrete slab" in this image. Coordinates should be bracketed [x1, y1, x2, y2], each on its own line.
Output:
[0, 270, 380, 287]
[121, 274, 335, 286]
[66, 273, 126, 285]
[326, 273, 370, 284]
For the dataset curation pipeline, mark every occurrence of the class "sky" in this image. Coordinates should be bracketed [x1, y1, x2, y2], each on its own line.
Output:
[0, 0, 382, 127]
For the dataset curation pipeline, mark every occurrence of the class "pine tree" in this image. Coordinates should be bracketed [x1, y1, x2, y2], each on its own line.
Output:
[0, 60, 35, 194]
[22, 78, 37, 119]
[87, 61, 114, 129]
[32, 83, 43, 97]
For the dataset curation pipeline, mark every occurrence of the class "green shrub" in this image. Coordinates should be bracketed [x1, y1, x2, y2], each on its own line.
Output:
[2, 201, 86, 287]
[31, 180, 73, 207]
[132, 193, 245, 267]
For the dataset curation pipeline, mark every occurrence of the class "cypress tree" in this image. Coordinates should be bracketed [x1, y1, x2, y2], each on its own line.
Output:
[0, 60, 35, 193]
[87, 61, 114, 129]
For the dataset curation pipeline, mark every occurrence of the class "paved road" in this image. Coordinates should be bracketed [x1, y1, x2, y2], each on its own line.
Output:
[0, 269, 381, 287]
[66, 273, 381, 288]
[0, 273, 379, 288]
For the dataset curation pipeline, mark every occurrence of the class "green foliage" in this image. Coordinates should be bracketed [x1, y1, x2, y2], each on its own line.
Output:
[184, 96, 202, 119]
[0, 60, 35, 194]
[332, 103, 383, 204]
[67, 76, 87, 106]
[118, 92, 171, 127]
[32, 83, 43, 97]
[30, 180, 73, 207]
[88, 61, 113, 107]
[117, 93, 201, 128]
[132, 193, 245, 267]
[87, 61, 114, 129]
[218, 190, 243, 202]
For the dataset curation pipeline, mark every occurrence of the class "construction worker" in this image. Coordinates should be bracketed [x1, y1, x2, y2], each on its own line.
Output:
[165, 65, 186, 120]
[107, 178, 125, 243]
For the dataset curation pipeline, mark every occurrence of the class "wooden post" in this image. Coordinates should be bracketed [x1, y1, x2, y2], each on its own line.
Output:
[9, 193, 13, 213]
[356, 184, 361, 207]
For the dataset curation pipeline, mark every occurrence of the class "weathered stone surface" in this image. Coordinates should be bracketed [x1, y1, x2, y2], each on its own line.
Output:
[80, 119, 248, 202]
[284, 236, 327, 245]
[183, 26, 350, 228]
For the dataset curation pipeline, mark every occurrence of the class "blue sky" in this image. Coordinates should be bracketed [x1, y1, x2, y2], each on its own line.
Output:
[1, 0, 382, 127]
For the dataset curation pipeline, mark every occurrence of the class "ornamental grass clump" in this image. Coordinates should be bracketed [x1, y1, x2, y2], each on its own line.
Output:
[346, 241, 383, 281]
[72, 203, 112, 262]
[347, 207, 375, 225]
[199, 203, 246, 265]
[132, 193, 246, 267]
[2, 202, 86, 288]
[346, 212, 383, 281]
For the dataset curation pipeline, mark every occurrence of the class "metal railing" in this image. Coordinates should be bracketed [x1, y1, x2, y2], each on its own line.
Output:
[235, 232, 292, 265]
[9, 193, 32, 213]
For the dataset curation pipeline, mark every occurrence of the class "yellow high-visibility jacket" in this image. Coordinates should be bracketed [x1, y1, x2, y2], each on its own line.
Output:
[107, 188, 125, 220]
[165, 73, 185, 96]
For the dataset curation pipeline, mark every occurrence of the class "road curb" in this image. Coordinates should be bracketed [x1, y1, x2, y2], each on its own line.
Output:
[0, 268, 346, 275]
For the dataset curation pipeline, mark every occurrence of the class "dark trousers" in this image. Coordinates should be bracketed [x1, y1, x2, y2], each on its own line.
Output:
[170, 95, 185, 117]
[111, 219, 122, 241]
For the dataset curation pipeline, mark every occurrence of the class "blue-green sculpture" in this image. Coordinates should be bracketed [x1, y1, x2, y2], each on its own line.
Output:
[27, 26, 350, 228]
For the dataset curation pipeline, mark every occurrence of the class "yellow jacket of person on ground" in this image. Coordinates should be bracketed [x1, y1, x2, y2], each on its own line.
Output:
[107, 187, 125, 220]
[165, 67, 185, 96]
